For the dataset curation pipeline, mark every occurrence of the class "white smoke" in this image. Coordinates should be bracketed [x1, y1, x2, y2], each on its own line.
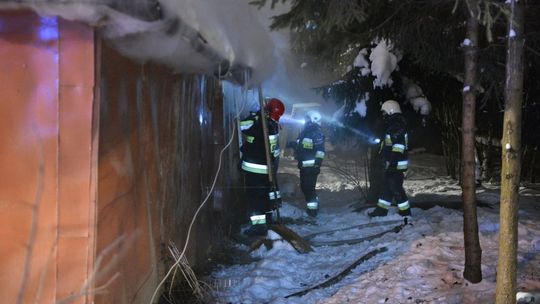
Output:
[246, 2, 332, 115]
[156, 0, 276, 81]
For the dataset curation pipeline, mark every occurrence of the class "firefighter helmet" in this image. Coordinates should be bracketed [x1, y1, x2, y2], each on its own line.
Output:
[305, 110, 322, 125]
[381, 100, 402, 115]
[265, 98, 285, 121]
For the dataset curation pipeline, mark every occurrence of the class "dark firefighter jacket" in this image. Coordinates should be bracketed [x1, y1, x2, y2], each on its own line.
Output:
[295, 122, 325, 169]
[380, 113, 409, 171]
[240, 111, 280, 174]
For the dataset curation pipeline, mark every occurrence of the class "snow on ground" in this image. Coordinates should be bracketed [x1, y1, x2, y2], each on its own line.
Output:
[208, 153, 540, 304]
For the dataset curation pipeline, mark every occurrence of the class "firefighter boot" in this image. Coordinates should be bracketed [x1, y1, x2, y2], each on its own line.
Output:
[306, 208, 318, 217]
[306, 200, 319, 217]
[243, 224, 268, 237]
[368, 206, 388, 217]
[244, 213, 268, 237]
[265, 211, 274, 226]
[398, 208, 411, 217]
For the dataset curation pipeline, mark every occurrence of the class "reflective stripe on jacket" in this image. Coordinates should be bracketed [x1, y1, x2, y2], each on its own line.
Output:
[240, 111, 280, 167]
[380, 113, 408, 171]
[241, 161, 268, 174]
[295, 122, 325, 168]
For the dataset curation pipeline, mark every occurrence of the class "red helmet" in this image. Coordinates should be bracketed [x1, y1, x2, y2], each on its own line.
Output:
[265, 98, 285, 121]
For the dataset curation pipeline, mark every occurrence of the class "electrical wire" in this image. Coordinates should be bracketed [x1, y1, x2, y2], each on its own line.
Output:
[149, 83, 248, 304]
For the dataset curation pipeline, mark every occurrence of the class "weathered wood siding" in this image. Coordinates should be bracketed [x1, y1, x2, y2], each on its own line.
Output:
[0, 10, 242, 304]
[95, 42, 241, 303]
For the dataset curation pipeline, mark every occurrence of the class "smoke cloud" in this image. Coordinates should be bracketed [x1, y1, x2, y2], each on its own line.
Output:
[254, 2, 337, 116]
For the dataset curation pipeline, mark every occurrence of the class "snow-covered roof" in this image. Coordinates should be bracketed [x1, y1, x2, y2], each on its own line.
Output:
[0, 0, 276, 85]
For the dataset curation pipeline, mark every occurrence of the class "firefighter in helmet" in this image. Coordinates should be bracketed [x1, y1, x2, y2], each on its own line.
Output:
[294, 110, 326, 217]
[369, 100, 411, 217]
[239, 98, 285, 236]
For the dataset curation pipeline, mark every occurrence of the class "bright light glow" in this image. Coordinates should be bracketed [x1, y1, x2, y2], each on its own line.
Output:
[280, 114, 306, 126]
[329, 119, 377, 144]
[39, 17, 58, 42]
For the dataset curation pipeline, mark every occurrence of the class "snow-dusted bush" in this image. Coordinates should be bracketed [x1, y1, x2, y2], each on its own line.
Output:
[336, 40, 432, 120]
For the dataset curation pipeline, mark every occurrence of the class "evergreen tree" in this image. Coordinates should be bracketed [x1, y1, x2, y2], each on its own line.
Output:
[253, 1, 540, 168]
[254, 0, 540, 290]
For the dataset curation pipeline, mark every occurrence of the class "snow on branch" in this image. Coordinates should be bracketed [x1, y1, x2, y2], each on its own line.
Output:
[369, 40, 398, 88]
[402, 77, 432, 115]
[353, 48, 370, 69]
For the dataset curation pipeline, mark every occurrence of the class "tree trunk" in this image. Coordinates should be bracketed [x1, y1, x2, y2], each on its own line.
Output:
[495, 1, 524, 302]
[461, 1, 482, 283]
[436, 101, 461, 179]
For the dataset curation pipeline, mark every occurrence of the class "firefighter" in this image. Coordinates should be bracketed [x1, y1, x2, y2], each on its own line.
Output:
[294, 110, 325, 217]
[240, 98, 285, 236]
[369, 100, 411, 217]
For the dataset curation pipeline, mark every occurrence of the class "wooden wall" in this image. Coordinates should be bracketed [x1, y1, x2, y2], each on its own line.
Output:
[0, 11, 96, 304]
[95, 42, 241, 303]
[0, 10, 242, 304]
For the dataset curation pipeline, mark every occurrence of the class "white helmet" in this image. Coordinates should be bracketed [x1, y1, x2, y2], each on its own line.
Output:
[381, 100, 402, 115]
[305, 110, 322, 125]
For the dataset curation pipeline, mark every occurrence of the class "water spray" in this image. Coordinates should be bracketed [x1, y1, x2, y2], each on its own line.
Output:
[319, 114, 381, 145]
[280, 112, 380, 145]
[280, 114, 305, 126]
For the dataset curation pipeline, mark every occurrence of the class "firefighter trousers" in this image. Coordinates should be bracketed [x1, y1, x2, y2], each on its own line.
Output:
[243, 170, 277, 218]
[380, 170, 408, 205]
[300, 167, 320, 203]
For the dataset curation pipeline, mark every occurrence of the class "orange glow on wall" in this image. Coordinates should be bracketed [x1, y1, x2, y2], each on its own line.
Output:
[0, 10, 95, 304]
